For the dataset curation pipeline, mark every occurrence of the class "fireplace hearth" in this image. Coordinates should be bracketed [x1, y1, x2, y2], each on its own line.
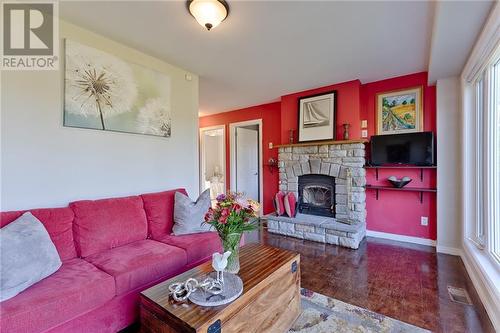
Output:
[298, 174, 335, 217]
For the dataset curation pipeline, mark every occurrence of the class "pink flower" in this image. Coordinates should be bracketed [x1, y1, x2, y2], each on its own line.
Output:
[204, 208, 214, 222]
[232, 203, 242, 213]
[219, 208, 230, 224]
[248, 199, 260, 213]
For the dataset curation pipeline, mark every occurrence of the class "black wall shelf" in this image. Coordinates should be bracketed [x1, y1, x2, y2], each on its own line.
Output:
[365, 185, 437, 203]
[365, 165, 437, 181]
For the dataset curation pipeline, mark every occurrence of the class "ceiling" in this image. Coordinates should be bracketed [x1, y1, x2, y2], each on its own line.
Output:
[60, 1, 493, 116]
[428, 1, 493, 84]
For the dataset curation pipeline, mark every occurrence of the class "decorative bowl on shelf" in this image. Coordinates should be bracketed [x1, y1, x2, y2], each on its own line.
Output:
[387, 176, 412, 188]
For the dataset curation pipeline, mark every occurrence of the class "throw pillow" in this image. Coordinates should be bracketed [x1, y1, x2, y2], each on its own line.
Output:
[284, 192, 297, 217]
[274, 191, 286, 216]
[0, 212, 62, 302]
[172, 189, 212, 235]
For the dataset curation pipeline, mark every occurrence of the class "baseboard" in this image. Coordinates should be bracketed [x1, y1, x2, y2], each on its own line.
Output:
[366, 230, 436, 247]
[436, 245, 462, 256]
[461, 244, 500, 331]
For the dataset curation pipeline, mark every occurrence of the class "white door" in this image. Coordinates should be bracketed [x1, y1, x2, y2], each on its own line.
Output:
[236, 127, 259, 201]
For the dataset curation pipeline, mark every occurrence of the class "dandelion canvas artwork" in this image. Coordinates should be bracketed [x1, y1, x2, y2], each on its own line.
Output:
[377, 87, 423, 135]
[298, 91, 336, 142]
[64, 39, 172, 137]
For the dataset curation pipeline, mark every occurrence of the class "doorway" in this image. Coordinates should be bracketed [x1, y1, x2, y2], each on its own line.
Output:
[229, 120, 263, 205]
[199, 126, 225, 204]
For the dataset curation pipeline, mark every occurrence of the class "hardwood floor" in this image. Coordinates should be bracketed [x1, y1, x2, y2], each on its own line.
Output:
[247, 228, 495, 333]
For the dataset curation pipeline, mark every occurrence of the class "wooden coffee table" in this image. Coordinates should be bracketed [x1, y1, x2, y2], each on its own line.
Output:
[140, 243, 301, 333]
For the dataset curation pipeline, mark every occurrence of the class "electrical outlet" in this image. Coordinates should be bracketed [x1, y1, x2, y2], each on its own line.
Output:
[361, 130, 368, 138]
[268, 142, 273, 149]
[421, 216, 428, 226]
[361, 120, 368, 128]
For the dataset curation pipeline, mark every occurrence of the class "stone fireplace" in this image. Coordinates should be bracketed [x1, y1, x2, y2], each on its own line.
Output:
[266, 141, 367, 249]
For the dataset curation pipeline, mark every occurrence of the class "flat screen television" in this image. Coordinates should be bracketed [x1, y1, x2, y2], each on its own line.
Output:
[370, 132, 435, 166]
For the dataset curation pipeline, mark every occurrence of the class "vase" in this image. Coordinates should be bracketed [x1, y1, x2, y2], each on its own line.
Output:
[343, 123, 350, 140]
[221, 232, 242, 274]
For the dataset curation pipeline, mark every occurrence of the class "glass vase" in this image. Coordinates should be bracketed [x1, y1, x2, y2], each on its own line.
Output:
[221, 232, 242, 274]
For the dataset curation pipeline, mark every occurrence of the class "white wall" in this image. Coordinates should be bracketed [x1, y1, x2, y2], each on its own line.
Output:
[436, 76, 462, 254]
[1, 20, 199, 211]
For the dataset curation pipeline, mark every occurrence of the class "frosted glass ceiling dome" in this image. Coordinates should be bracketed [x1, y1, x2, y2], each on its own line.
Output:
[188, 0, 229, 31]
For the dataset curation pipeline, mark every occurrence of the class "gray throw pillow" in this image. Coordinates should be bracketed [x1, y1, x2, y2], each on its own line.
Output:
[0, 212, 62, 302]
[172, 189, 212, 235]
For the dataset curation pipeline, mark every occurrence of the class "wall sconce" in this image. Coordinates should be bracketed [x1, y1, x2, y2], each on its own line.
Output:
[267, 157, 279, 174]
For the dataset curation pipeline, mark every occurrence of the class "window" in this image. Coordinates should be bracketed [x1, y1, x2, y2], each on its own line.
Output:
[492, 57, 500, 261]
[474, 76, 485, 247]
[461, 5, 500, 318]
[470, 44, 500, 265]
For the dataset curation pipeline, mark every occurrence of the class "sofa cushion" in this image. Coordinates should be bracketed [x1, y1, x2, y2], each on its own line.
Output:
[173, 190, 212, 236]
[0, 258, 115, 333]
[141, 188, 187, 239]
[85, 240, 187, 295]
[157, 232, 221, 265]
[0, 207, 76, 261]
[70, 196, 148, 257]
[1, 212, 62, 302]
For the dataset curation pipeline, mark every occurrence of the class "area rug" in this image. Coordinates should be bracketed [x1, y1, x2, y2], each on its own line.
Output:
[290, 289, 430, 333]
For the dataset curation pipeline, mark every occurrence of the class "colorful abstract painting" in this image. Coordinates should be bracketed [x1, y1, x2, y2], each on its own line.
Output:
[377, 87, 423, 135]
[64, 39, 171, 137]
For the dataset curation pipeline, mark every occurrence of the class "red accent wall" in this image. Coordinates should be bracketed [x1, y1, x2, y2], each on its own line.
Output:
[361, 72, 436, 138]
[280, 80, 362, 143]
[199, 102, 281, 215]
[361, 72, 437, 240]
[200, 72, 437, 240]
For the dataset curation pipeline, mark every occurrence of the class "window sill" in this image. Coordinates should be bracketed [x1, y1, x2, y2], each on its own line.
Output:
[462, 240, 500, 330]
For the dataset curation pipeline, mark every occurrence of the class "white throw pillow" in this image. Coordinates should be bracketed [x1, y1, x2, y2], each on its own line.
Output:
[0, 212, 62, 302]
[172, 189, 212, 235]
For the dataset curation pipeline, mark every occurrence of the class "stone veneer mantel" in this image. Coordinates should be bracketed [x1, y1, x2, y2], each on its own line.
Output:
[278, 141, 367, 222]
[276, 139, 367, 149]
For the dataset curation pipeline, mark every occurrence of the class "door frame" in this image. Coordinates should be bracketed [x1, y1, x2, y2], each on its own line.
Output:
[199, 125, 226, 195]
[229, 119, 263, 208]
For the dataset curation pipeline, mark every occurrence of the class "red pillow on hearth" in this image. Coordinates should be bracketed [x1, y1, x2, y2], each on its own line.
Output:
[274, 191, 286, 216]
[284, 192, 297, 217]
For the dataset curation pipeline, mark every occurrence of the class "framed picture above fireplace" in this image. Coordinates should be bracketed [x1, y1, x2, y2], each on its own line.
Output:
[298, 91, 337, 142]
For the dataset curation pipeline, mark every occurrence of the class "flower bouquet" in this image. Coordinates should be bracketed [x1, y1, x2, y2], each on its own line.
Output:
[204, 192, 260, 273]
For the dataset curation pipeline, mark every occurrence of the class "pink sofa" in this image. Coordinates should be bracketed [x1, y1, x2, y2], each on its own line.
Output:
[0, 188, 222, 333]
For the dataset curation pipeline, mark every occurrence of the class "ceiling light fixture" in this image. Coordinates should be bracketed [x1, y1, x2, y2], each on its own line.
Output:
[187, 0, 229, 31]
